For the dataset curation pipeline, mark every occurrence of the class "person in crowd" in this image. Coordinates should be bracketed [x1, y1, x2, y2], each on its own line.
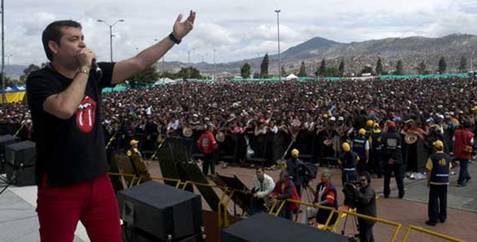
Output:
[352, 128, 370, 172]
[197, 123, 218, 176]
[382, 121, 405, 199]
[269, 170, 300, 220]
[303, 169, 338, 226]
[286, 148, 305, 195]
[349, 171, 377, 242]
[453, 120, 474, 187]
[338, 142, 359, 185]
[425, 140, 452, 226]
[249, 167, 275, 214]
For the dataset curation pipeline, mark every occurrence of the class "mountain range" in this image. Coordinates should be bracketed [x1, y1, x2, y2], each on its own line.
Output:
[173, 34, 477, 76]
[6, 34, 477, 80]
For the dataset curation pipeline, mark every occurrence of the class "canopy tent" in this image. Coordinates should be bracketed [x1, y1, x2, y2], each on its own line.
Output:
[286, 73, 298, 80]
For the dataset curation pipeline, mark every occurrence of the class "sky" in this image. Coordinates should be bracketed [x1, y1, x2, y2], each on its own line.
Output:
[4, 0, 477, 65]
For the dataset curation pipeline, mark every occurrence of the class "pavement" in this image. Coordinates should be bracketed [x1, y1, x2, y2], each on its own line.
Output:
[0, 161, 475, 242]
[0, 181, 86, 242]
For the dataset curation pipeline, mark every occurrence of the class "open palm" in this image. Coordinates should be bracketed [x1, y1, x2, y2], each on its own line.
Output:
[173, 10, 196, 40]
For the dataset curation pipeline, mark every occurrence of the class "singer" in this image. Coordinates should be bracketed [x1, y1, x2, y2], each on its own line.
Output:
[25, 11, 196, 242]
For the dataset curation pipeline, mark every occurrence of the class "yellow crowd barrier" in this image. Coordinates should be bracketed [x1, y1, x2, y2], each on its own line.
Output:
[402, 225, 466, 242]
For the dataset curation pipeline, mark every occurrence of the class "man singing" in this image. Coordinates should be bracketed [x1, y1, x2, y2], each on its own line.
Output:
[26, 11, 196, 242]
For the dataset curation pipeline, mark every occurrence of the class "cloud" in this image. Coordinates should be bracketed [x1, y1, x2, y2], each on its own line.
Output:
[3, 0, 477, 65]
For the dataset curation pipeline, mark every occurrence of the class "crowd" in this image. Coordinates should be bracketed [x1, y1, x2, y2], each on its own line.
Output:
[2, 77, 476, 170]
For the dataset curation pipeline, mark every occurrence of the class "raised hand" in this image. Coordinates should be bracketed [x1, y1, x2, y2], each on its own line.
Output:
[172, 10, 196, 40]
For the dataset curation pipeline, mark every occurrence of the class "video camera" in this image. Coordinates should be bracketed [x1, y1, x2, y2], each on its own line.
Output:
[342, 181, 360, 208]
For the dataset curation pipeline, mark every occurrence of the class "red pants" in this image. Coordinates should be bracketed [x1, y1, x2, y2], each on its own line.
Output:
[37, 174, 122, 242]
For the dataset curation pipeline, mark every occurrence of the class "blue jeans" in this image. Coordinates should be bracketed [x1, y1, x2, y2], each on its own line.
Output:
[457, 159, 471, 185]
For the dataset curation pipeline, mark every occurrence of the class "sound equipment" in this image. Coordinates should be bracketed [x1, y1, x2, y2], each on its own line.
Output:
[123, 227, 203, 242]
[222, 213, 349, 242]
[117, 181, 203, 241]
[0, 135, 20, 173]
[5, 141, 36, 186]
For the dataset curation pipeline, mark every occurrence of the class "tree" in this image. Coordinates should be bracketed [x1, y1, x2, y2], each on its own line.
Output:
[360, 65, 373, 75]
[20, 64, 41, 82]
[298, 61, 307, 77]
[438, 56, 447, 74]
[459, 56, 468, 73]
[338, 59, 345, 76]
[128, 65, 160, 88]
[0, 73, 13, 87]
[394, 60, 404, 75]
[281, 66, 287, 77]
[260, 54, 269, 78]
[325, 66, 341, 77]
[177, 67, 202, 79]
[416, 61, 428, 75]
[316, 59, 326, 76]
[240, 63, 251, 78]
[375, 57, 384, 75]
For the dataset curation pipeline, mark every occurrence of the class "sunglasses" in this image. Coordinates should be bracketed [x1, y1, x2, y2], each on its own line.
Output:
[360, 179, 367, 182]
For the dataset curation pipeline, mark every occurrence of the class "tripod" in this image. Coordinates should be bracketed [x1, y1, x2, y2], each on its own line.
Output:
[0, 155, 10, 196]
[340, 207, 360, 242]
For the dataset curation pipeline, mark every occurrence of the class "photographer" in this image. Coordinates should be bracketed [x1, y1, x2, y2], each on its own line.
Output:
[250, 167, 275, 214]
[347, 171, 377, 242]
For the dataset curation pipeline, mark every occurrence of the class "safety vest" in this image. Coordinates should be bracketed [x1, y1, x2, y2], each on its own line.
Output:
[340, 151, 358, 171]
[429, 152, 451, 184]
[352, 136, 367, 159]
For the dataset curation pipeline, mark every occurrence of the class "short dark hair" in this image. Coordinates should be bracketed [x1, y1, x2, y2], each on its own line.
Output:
[255, 166, 265, 172]
[42, 20, 82, 61]
[359, 171, 371, 183]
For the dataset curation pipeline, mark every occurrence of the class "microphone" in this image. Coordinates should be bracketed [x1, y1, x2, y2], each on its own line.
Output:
[91, 59, 103, 80]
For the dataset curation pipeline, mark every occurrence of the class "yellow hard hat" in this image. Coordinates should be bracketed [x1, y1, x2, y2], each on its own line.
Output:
[342, 142, 351, 152]
[358, 128, 366, 136]
[291, 149, 300, 158]
[433, 140, 444, 150]
[130, 139, 139, 146]
[472, 105, 477, 112]
[366, 120, 374, 127]
[323, 114, 329, 119]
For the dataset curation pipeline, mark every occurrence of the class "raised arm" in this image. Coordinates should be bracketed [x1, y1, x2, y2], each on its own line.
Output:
[111, 11, 196, 84]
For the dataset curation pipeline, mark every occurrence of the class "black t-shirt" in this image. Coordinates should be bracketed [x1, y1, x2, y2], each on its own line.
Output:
[26, 62, 115, 186]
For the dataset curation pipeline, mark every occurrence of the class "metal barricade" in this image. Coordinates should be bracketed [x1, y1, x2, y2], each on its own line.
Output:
[402, 225, 466, 242]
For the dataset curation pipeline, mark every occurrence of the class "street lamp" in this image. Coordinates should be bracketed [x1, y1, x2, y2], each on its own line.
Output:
[97, 19, 125, 62]
[275, 9, 281, 81]
[1, 0, 5, 103]
[213, 48, 216, 80]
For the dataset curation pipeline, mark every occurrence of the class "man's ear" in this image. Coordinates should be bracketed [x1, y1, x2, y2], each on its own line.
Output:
[48, 40, 59, 55]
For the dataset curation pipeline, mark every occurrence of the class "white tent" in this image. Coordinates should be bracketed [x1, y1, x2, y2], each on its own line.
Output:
[286, 73, 298, 80]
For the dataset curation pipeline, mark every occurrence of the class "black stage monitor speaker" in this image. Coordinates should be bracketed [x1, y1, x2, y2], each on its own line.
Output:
[117, 181, 203, 241]
[222, 213, 349, 242]
[5, 141, 36, 186]
[123, 227, 203, 242]
[0, 135, 20, 173]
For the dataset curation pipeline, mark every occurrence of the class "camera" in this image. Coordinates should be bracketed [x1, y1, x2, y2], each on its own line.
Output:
[342, 181, 360, 208]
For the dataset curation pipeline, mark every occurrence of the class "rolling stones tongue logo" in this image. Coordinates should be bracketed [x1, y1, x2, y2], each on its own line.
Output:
[75, 96, 97, 133]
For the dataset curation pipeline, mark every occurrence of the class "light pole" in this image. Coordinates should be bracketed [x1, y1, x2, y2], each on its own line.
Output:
[213, 48, 216, 80]
[275, 9, 281, 81]
[97, 19, 124, 62]
[1, 0, 5, 103]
